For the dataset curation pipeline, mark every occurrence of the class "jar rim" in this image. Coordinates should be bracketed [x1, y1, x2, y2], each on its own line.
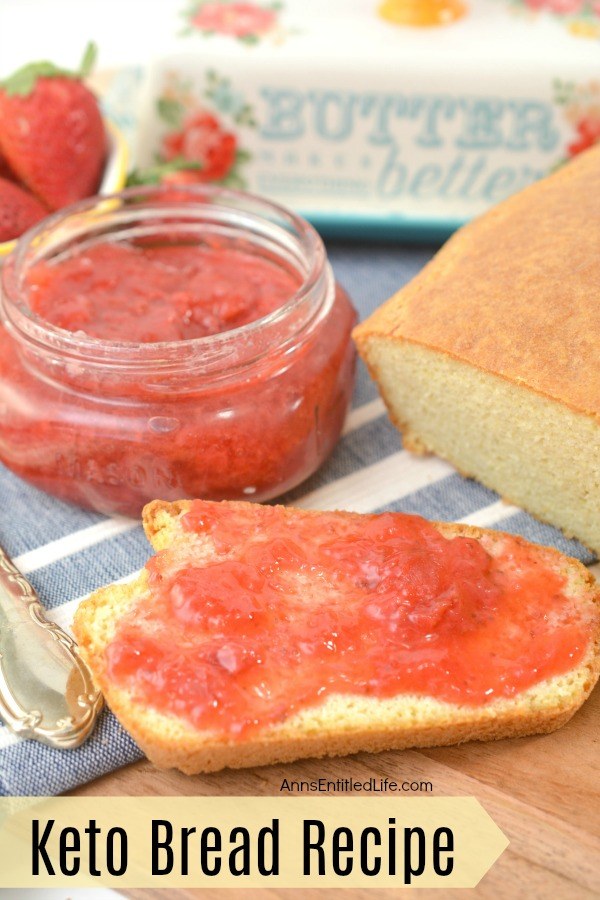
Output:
[0, 184, 330, 372]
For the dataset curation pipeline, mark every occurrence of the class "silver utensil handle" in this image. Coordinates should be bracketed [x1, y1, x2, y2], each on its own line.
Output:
[0, 544, 102, 749]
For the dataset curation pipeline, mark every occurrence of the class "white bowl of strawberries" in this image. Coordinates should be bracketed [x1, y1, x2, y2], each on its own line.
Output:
[0, 44, 127, 258]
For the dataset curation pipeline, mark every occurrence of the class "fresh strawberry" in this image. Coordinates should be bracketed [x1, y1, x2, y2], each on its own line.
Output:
[0, 149, 16, 181]
[0, 176, 47, 242]
[0, 44, 106, 210]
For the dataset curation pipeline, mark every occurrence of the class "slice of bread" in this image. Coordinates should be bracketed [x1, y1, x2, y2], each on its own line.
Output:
[353, 145, 600, 555]
[74, 500, 600, 775]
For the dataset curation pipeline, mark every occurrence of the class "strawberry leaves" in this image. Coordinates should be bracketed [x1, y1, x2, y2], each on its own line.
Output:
[0, 42, 97, 97]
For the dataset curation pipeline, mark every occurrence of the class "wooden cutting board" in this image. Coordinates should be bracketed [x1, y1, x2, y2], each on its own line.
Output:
[70, 677, 600, 898]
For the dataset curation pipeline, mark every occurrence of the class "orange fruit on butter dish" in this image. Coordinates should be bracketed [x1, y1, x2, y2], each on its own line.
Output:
[379, 0, 467, 27]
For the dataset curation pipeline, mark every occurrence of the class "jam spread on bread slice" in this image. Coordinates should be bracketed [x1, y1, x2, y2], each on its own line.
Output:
[106, 502, 591, 737]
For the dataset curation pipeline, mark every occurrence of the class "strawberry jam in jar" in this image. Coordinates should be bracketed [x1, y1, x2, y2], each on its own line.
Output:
[0, 186, 356, 515]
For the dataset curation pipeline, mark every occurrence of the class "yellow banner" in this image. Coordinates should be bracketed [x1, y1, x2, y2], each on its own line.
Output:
[0, 796, 508, 889]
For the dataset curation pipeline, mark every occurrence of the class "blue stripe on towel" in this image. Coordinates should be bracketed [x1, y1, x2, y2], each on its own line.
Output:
[0, 241, 594, 795]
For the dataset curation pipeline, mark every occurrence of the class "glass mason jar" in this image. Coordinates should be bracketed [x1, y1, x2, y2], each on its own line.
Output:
[0, 186, 357, 516]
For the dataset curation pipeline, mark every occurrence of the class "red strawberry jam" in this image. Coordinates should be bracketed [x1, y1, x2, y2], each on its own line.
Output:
[25, 242, 302, 342]
[0, 198, 357, 515]
[106, 502, 593, 737]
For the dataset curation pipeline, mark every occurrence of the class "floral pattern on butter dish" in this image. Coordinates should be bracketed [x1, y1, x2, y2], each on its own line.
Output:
[509, 0, 600, 39]
[156, 71, 256, 189]
[181, 0, 284, 43]
[554, 80, 600, 161]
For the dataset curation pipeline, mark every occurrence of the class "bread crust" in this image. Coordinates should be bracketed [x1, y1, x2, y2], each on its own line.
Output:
[353, 144, 600, 423]
[73, 500, 600, 775]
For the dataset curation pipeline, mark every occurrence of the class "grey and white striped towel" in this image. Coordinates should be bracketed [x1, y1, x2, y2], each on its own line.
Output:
[0, 242, 595, 796]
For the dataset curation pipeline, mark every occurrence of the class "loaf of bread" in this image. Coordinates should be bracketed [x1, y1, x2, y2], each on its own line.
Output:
[73, 499, 600, 775]
[353, 145, 600, 555]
